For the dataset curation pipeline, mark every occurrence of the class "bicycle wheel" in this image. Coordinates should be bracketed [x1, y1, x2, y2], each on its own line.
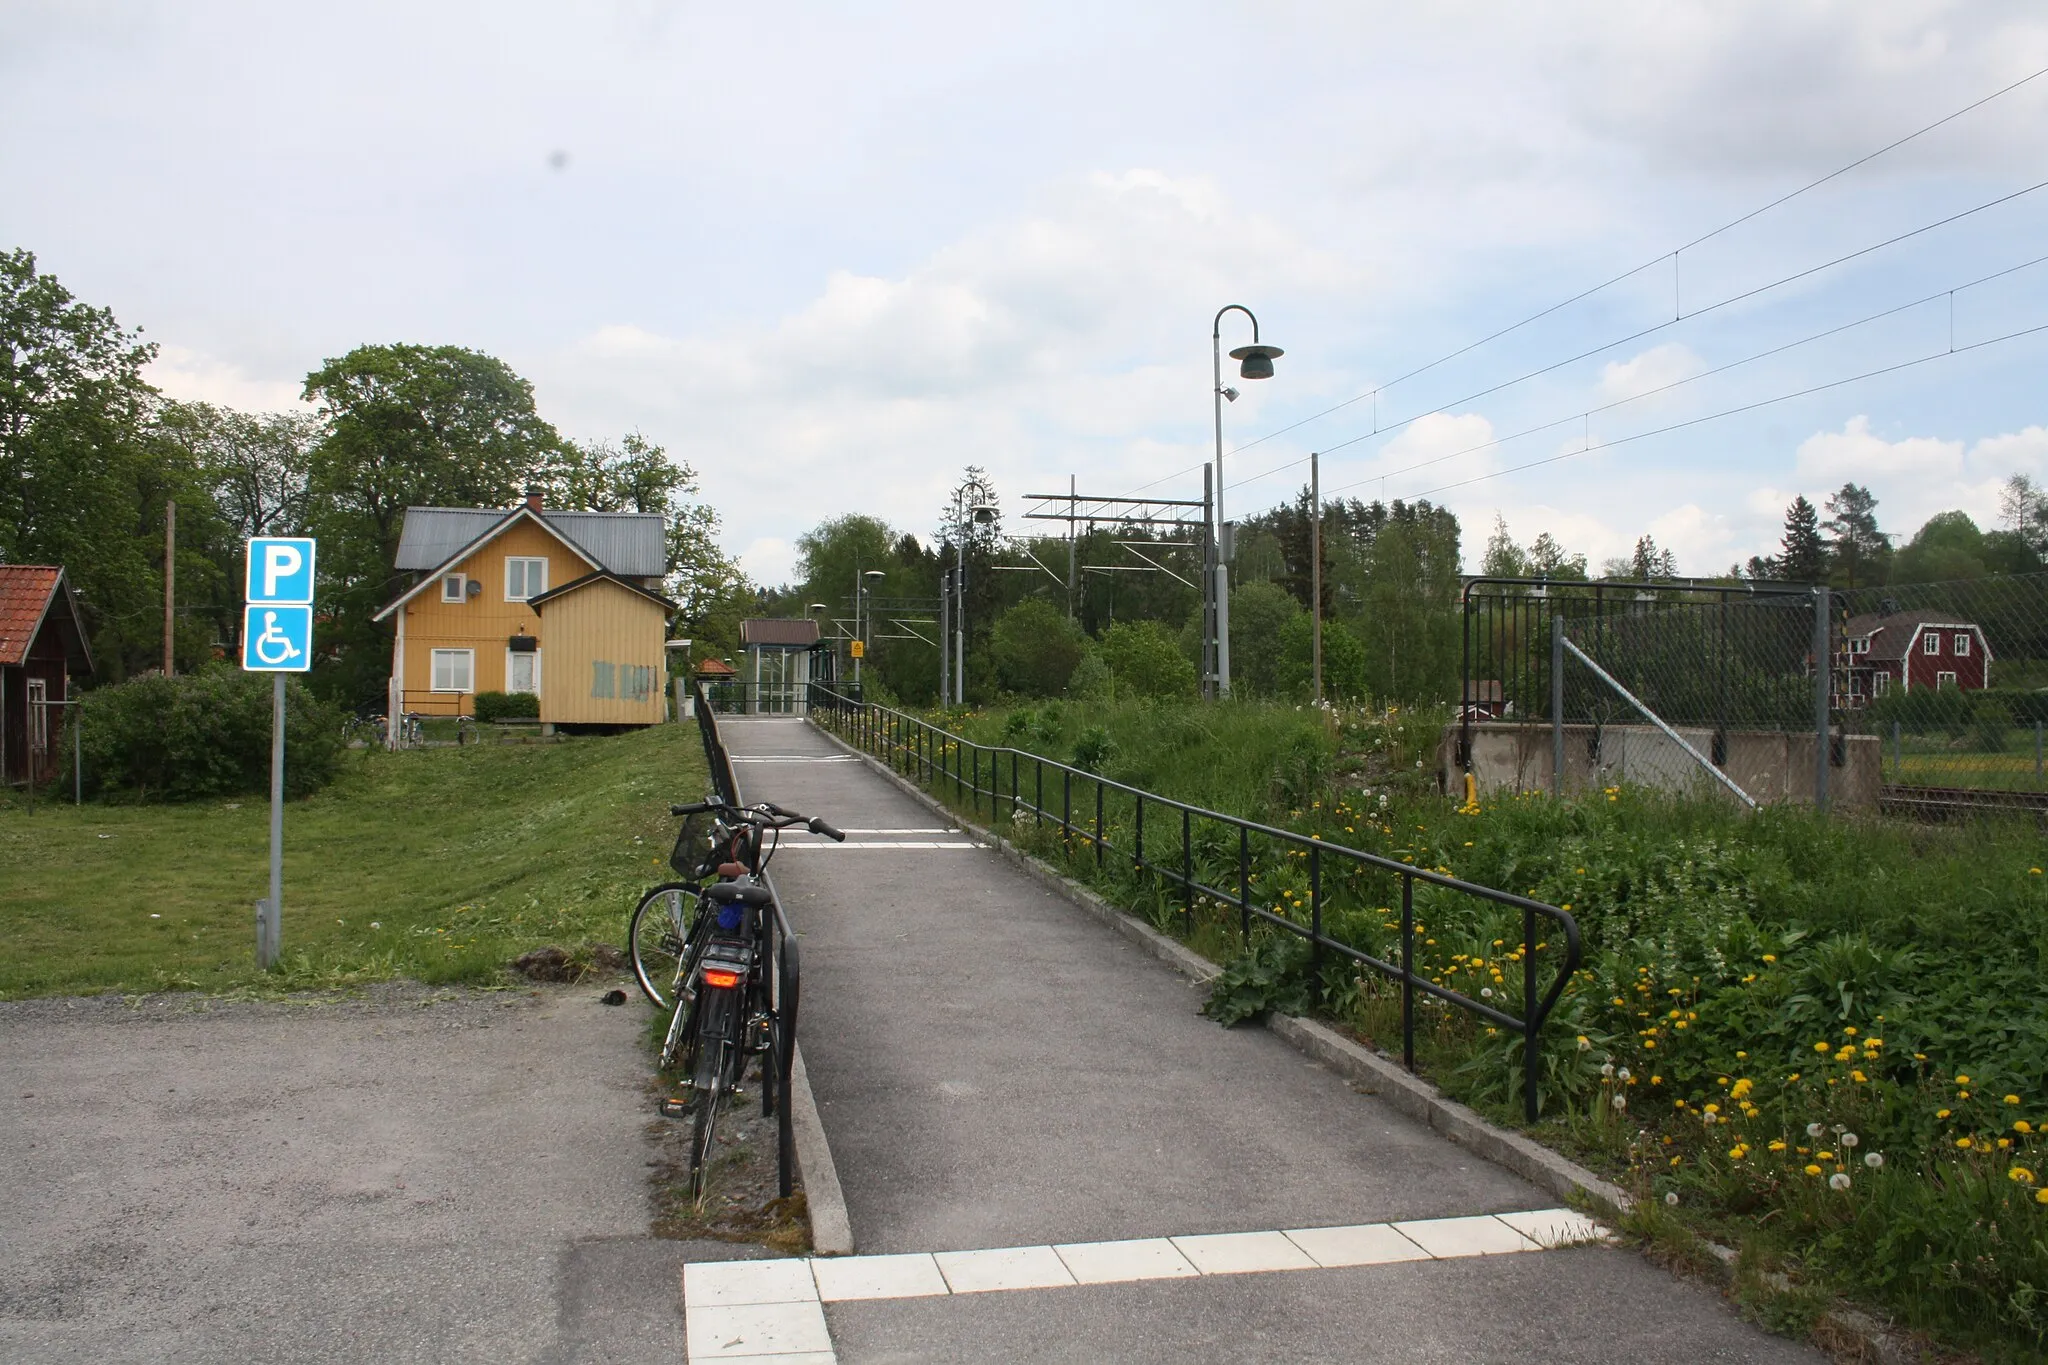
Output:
[690, 1044, 724, 1201]
[629, 883, 696, 1008]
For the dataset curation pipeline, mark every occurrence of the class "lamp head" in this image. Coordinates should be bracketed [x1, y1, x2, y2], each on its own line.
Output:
[1220, 386, 1240, 403]
[970, 503, 998, 525]
[808, 602, 827, 614]
[863, 569, 886, 580]
[1229, 342, 1283, 381]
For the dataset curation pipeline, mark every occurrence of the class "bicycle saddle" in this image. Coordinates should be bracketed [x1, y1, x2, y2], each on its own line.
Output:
[705, 882, 774, 907]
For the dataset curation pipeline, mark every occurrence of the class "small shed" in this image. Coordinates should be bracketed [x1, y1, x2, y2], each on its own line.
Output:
[739, 618, 823, 715]
[0, 566, 94, 785]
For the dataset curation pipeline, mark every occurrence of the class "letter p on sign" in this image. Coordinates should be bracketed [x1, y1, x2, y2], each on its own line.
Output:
[246, 537, 317, 606]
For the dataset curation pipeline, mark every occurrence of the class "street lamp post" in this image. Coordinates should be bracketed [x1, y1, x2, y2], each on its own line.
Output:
[949, 481, 998, 706]
[855, 569, 884, 689]
[1211, 305, 1283, 699]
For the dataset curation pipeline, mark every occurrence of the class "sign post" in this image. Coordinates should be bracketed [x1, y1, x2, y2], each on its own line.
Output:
[243, 537, 316, 970]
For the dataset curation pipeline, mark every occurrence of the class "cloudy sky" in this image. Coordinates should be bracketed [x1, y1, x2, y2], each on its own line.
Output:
[6, 0, 2047, 583]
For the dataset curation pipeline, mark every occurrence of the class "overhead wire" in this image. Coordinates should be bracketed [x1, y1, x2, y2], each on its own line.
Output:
[1319, 250, 2048, 496]
[1223, 62, 2048, 460]
[1103, 62, 2048, 504]
[1221, 176, 2048, 498]
[1402, 318, 2048, 501]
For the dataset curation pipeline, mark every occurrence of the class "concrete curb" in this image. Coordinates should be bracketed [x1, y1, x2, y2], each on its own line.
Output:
[723, 753, 856, 1258]
[810, 720, 1633, 1221]
[788, 1044, 853, 1255]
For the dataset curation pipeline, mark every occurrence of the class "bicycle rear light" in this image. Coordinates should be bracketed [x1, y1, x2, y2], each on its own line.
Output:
[702, 967, 742, 989]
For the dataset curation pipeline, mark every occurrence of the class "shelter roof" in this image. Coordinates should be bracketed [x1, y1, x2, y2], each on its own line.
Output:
[740, 618, 822, 648]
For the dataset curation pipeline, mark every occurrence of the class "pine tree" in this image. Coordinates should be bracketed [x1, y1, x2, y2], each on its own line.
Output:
[1821, 483, 1886, 588]
[1630, 534, 1676, 581]
[1779, 496, 1828, 584]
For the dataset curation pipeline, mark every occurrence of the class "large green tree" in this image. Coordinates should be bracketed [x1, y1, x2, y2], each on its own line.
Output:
[0, 248, 219, 678]
[301, 344, 564, 705]
[1778, 495, 1828, 584]
[1821, 482, 1888, 588]
[989, 597, 1084, 697]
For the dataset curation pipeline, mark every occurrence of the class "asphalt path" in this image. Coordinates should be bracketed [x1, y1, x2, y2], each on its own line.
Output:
[721, 715, 1820, 1363]
[0, 982, 736, 1364]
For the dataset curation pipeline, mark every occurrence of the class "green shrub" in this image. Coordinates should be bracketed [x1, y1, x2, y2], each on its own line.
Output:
[990, 599, 1084, 697]
[1866, 684, 1974, 736]
[1099, 620, 1198, 700]
[474, 690, 539, 722]
[77, 666, 343, 802]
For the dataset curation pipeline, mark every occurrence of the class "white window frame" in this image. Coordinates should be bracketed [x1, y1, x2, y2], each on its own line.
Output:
[430, 648, 475, 694]
[1923, 632, 1940, 655]
[1936, 670, 1958, 690]
[26, 677, 48, 757]
[1954, 632, 1971, 657]
[505, 648, 542, 696]
[440, 573, 467, 603]
[505, 557, 548, 602]
[1873, 672, 1891, 696]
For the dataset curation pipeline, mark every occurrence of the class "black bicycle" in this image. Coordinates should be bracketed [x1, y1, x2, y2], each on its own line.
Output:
[629, 797, 843, 1199]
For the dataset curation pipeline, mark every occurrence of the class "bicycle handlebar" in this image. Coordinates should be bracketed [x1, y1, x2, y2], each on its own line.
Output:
[669, 798, 846, 841]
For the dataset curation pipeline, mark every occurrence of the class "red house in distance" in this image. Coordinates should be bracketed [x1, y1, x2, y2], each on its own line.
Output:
[1837, 610, 1992, 707]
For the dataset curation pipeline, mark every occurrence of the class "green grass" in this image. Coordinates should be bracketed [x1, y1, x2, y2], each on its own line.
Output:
[0, 724, 703, 998]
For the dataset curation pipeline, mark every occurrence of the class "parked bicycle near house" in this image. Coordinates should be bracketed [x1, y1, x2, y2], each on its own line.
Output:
[630, 795, 843, 1199]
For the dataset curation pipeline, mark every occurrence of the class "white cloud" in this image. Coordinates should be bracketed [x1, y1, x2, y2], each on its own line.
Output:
[1597, 343, 1702, 405]
[1795, 414, 1962, 481]
[147, 346, 312, 413]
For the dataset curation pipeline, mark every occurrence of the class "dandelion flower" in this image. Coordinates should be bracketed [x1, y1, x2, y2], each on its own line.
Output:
[1612, 1094, 1627, 1111]
[2018, 1121, 2035, 1134]
[1804, 1164, 1823, 1177]
[1957, 1074, 1972, 1085]
[1842, 1133, 1859, 1148]
[2010, 1167, 2036, 1184]
[1616, 1067, 1632, 1083]
[2037, 1188, 2048, 1205]
[1814, 1041, 1831, 1053]
[1865, 1152, 1884, 1169]
[1829, 1173, 1851, 1191]
[1807, 1122, 1827, 1138]
[1958, 1138, 1974, 1149]
[1600, 1061, 1615, 1078]
[1576, 1035, 1590, 1051]
[2007, 1095, 2022, 1106]
[1761, 954, 1777, 963]
[1768, 1140, 1787, 1152]
[1665, 1191, 1679, 1206]
[1938, 1109, 1952, 1120]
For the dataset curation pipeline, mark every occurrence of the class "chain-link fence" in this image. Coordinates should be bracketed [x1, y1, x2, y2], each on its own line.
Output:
[1834, 571, 2048, 799]
[1459, 570, 2048, 811]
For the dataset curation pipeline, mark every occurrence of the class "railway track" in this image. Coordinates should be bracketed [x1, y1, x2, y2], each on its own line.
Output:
[1880, 783, 2048, 819]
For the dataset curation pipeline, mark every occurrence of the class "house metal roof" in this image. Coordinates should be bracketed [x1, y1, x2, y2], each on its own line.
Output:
[1842, 610, 1990, 663]
[394, 506, 666, 578]
[0, 566, 93, 673]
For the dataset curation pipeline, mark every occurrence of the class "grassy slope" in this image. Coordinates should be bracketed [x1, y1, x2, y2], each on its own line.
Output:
[0, 726, 704, 998]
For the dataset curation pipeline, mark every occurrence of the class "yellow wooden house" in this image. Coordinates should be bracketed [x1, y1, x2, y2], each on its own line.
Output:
[372, 493, 674, 726]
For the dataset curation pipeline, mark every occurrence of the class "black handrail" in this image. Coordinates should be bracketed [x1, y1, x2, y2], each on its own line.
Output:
[692, 682, 800, 1197]
[806, 681, 1582, 1123]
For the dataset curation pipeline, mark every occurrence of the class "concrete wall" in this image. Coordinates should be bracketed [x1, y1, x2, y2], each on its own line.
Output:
[1442, 722, 1881, 809]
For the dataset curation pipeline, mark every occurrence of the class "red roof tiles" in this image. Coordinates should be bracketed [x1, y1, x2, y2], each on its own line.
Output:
[0, 566, 64, 668]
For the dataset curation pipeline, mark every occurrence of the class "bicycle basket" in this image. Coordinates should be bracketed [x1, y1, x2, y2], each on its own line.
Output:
[669, 812, 720, 879]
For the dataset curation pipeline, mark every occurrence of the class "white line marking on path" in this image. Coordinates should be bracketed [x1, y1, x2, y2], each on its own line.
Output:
[679, 1208, 1609, 1362]
[771, 841, 982, 850]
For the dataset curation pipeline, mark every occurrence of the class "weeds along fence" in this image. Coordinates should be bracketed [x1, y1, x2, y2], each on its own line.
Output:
[691, 681, 802, 1198]
[1462, 571, 2048, 813]
[806, 680, 1581, 1121]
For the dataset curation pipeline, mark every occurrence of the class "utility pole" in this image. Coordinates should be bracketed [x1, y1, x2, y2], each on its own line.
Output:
[1066, 474, 1078, 621]
[1311, 451, 1323, 704]
[163, 500, 176, 675]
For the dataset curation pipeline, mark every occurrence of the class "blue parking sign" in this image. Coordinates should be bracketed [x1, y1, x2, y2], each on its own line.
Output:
[246, 537, 316, 605]
[243, 604, 313, 672]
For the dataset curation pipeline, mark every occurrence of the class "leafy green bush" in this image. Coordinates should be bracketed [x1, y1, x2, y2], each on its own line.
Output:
[990, 599, 1084, 697]
[1866, 684, 1974, 736]
[1098, 620, 1198, 700]
[77, 666, 342, 801]
[474, 689, 539, 722]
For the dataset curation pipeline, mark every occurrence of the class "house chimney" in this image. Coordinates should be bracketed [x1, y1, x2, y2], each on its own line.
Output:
[524, 486, 544, 514]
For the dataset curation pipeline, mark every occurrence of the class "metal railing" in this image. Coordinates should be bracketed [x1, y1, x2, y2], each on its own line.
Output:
[692, 681, 802, 1197]
[806, 681, 1582, 1122]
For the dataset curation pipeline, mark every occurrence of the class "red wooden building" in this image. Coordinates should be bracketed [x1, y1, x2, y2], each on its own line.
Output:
[0, 566, 95, 785]
[1837, 610, 1992, 706]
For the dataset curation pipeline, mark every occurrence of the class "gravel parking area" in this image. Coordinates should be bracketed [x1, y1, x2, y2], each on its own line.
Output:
[0, 981, 739, 1364]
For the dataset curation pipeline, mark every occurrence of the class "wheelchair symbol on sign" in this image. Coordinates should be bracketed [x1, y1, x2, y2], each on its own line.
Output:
[253, 611, 303, 666]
